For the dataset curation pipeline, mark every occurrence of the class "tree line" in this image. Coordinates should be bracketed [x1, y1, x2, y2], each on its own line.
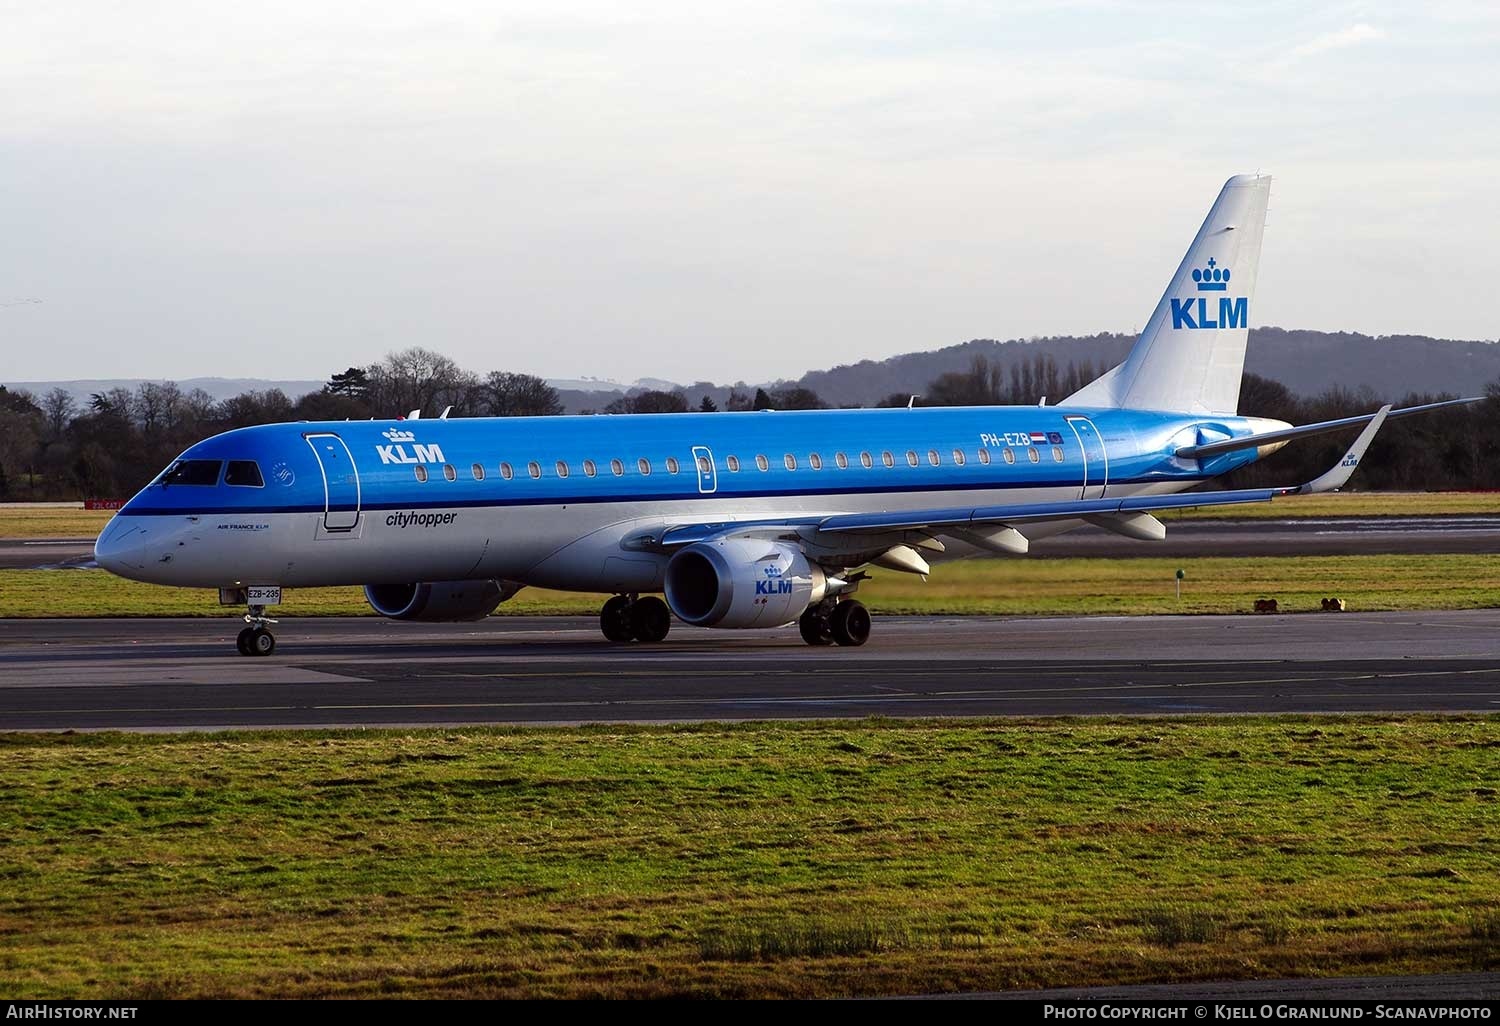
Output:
[2, 346, 1495, 500]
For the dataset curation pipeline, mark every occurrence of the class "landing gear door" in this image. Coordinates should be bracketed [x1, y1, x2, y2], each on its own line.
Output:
[304, 433, 362, 531]
[1064, 416, 1108, 500]
[692, 446, 717, 494]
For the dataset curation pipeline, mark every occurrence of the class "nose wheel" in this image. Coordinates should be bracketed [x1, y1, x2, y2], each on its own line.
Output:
[236, 605, 278, 656]
[599, 594, 672, 643]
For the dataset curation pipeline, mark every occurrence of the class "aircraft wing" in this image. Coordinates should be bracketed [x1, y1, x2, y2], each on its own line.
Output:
[1174, 396, 1479, 460]
[653, 406, 1391, 558]
[817, 404, 1389, 535]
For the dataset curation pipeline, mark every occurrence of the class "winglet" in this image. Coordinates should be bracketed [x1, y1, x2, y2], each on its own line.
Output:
[1292, 404, 1390, 495]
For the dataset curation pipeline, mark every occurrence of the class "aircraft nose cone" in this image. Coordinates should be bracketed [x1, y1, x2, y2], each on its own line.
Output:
[94, 517, 150, 576]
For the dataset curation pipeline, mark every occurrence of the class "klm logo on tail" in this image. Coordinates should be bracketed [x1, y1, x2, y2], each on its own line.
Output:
[1170, 258, 1247, 330]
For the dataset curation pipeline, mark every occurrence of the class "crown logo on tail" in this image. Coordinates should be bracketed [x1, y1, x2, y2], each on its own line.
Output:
[1192, 257, 1229, 291]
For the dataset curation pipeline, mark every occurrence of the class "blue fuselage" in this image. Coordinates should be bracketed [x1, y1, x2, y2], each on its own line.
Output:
[94, 405, 1276, 592]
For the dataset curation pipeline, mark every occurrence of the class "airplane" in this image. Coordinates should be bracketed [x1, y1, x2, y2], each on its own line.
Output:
[94, 173, 1479, 656]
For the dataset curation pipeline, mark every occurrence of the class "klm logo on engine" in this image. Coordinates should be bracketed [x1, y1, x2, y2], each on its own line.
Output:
[755, 564, 794, 596]
[375, 427, 445, 466]
[1170, 257, 1247, 330]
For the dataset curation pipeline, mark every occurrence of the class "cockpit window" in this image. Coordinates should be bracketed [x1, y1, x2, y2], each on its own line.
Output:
[224, 461, 264, 487]
[159, 460, 223, 486]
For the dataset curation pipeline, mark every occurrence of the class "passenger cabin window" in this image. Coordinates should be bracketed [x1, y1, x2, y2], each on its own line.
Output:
[584, 459, 597, 478]
[611, 459, 624, 477]
[927, 450, 940, 466]
[224, 461, 263, 487]
[1027, 447, 1040, 464]
[442, 464, 457, 482]
[978, 448, 991, 465]
[159, 459, 222, 486]
[784, 454, 797, 470]
[666, 456, 680, 474]
[638, 458, 651, 476]
[881, 451, 894, 467]
[556, 461, 570, 478]
[500, 462, 514, 480]
[1003, 448, 1016, 465]
[697, 456, 712, 474]
[1052, 446, 1065, 463]
[414, 465, 428, 483]
[860, 451, 873, 468]
[727, 455, 741, 472]
[809, 453, 822, 470]
[835, 452, 848, 469]
[471, 463, 485, 481]
[952, 449, 966, 466]
[528, 461, 542, 479]
[906, 450, 918, 467]
[756, 455, 769, 472]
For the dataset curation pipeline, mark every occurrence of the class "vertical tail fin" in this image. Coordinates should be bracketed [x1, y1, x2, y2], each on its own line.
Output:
[1064, 173, 1271, 414]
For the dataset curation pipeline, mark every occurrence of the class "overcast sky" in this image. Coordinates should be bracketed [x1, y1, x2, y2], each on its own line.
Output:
[2, 1, 1497, 386]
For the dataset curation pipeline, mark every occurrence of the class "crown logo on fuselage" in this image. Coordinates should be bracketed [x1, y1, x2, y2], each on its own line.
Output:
[382, 428, 417, 443]
[1192, 257, 1229, 291]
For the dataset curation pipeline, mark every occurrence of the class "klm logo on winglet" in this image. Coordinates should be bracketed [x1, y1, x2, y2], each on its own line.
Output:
[376, 427, 445, 466]
[1170, 258, 1247, 330]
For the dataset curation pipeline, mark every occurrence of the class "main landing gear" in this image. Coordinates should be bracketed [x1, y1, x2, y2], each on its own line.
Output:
[799, 598, 871, 647]
[600, 594, 672, 644]
[235, 605, 277, 657]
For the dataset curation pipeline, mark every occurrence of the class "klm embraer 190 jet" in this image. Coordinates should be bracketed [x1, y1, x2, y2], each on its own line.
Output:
[95, 174, 1475, 656]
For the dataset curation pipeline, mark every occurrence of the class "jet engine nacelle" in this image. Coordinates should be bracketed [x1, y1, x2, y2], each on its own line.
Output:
[363, 579, 518, 621]
[664, 539, 826, 629]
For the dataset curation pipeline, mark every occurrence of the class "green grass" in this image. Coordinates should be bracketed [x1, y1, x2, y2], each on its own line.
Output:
[1155, 491, 1500, 520]
[6, 554, 1500, 618]
[0, 507, 114, 538]
[0, 719, 1495, 998]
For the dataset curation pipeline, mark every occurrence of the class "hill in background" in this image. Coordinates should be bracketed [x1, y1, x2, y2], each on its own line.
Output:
[13, 327, 1499, 413]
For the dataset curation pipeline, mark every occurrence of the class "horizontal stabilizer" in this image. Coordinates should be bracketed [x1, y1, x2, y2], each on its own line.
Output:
[1175, 397, 1482, 460]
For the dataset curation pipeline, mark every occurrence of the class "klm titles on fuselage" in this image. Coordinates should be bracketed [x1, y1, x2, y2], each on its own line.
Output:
[1170, 257, 1247, 330]
[375, 428, 445, 466]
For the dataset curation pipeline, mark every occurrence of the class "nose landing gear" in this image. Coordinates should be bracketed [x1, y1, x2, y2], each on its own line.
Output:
[236, 605, 278, 657]
[599, 594, 672, 643]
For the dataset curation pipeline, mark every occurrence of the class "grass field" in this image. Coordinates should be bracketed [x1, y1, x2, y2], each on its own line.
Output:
[5, 554, 1500, 619]
[2, 492, 1499, 540]
[0, 507, 115, 538]
[0, 719, 1494, 998]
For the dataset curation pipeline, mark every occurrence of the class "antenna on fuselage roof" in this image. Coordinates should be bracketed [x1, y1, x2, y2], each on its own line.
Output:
[407, 409, 422, 420]
[439, 406, 453, 419]
[907, 395, 919, 409]
[1039, 396, 1047, 406]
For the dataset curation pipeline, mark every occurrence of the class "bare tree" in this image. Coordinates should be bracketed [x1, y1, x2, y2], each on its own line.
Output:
[134, 381, 184, 441]
[482, 371, 563, 417]
[365, 347, 477, 418]
[40, 388, 76, 441]
[603, 389, 690, 414]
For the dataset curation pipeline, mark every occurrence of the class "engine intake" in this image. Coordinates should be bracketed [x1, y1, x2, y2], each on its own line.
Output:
[364, 579, 518, 621]
[664, 539, 825, 629]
